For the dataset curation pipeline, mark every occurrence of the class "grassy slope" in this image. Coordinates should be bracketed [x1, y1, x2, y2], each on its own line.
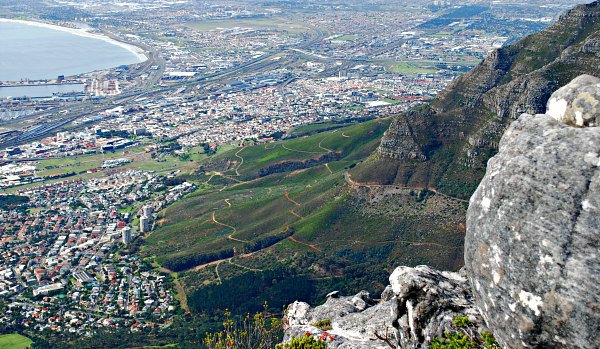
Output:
[142, 118, 467, 315]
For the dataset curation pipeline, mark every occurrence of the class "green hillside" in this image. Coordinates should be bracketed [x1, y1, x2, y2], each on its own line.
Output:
[142, 118, 467, 314]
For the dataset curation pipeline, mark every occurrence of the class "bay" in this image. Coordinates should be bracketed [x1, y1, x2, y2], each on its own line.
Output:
[0, 20, 145, 82]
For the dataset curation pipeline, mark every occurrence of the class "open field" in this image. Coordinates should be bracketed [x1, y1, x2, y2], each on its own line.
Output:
[0, 334, 33, 349]
[384, 61, 439, 75]
[187, 17, 310, 34]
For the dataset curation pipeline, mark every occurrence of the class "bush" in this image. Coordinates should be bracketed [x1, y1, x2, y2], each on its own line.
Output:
[276, 332, 332, 349]
[311, 319, 332, 331]
[481, 331, 501, 349]
[430, 332, 476, 349]
[453, 315, 473, 328]
[203, 305, 283, 349]
[429, 316, 502, 349]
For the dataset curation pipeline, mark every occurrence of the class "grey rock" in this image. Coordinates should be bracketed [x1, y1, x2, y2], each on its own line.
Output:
[351, 291, 373, 311]
[546, 74, 600, 127]
[283, 266, 484, 349]
[380, 285, 394, 302]
[327, 291, 341, 299]
[389, 266, 481, 348]
[378, 113, 427, 161]
[466, 76, 600, 349]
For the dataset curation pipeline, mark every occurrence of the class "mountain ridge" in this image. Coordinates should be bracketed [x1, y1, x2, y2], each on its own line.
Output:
[353, 1, 600, 199]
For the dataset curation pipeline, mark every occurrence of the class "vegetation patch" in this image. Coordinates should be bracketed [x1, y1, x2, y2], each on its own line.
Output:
[311, 319, 332, 331]
[0, 334, 33, 349]
[430, 316, 501, 349]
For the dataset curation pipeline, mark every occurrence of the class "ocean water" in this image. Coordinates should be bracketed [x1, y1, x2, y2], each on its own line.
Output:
[0, 21, 144, 82]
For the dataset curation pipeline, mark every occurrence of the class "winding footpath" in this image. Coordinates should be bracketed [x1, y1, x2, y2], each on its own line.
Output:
[344, 172, 469, 203]
[233, 147, 246, 176]
[289, 236, 322, 253]
[283, 192, 322, 252]
[211, 211, 251, 244]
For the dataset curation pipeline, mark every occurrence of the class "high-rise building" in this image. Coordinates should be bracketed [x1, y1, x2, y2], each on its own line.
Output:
[142, 205, 153, 218]
[122, 227, 132, 245]
[140, 216, 150, 233]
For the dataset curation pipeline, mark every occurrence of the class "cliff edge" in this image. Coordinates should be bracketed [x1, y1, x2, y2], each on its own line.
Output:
[283, 76, 600, 348]
[465, 75, 600, 348]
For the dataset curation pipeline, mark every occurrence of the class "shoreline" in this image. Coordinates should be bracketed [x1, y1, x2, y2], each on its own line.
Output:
[0, 18, 148, 63]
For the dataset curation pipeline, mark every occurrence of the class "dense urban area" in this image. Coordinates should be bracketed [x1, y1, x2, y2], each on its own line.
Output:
[0, 0, 589, 346]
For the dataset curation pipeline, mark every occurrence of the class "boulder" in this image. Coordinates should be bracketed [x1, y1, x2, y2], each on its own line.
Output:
[465, 75, 600, 348]
[283, 265, 484, 348]
[546, 74, 600, 127]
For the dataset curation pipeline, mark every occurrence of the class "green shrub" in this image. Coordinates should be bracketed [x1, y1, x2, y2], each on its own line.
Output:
[203, 305, 283, 349]
[429, 316, 502, 349]
[481, 331, 501, 349]
[311, 319, 332, 331]
[430, 332, 476, 349]
[276, 332, 330, 349]
[453, 315, 473, 328]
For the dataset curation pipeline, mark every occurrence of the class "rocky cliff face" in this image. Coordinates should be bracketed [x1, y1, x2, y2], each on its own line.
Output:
[465, 75, 600, 349]
[284, 75, 600, 348]
[355, 1, 600, 199]
[283, 266, 484, 349]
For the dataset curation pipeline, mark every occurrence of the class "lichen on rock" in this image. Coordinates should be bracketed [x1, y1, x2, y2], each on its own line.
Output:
[465, 75, 600, 349]
[546, 74, 600, 127]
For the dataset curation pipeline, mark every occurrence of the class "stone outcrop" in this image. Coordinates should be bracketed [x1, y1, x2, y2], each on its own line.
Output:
[465, 75, 600, 348]
[378, 114, 427, 161]
[285, 75, 600, 348]
[283, 266, 485, 349]
[546, 74, 600, 127]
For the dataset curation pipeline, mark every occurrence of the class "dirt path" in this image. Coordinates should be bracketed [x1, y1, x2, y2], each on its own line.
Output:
[233, 147, 246, 176]
[345, 172, 468, 203]
[318, 137, 333, 152]
[190, 258, 224, 272]
[218, 174, 264, 192]
[289, 208, 303, 219]
[228, 258, 263, 272]
[282, 143, 326, 154]
[289, 236, 322, 252]
[341, 132, 350, 138]
[212, 212, 251, 244]
[284, 192, 301, 206]
[215, 261, 223, 284]
[172, 275, 190, 312]
[324, 163, 333, 174]
[219, 173, 244, 183]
